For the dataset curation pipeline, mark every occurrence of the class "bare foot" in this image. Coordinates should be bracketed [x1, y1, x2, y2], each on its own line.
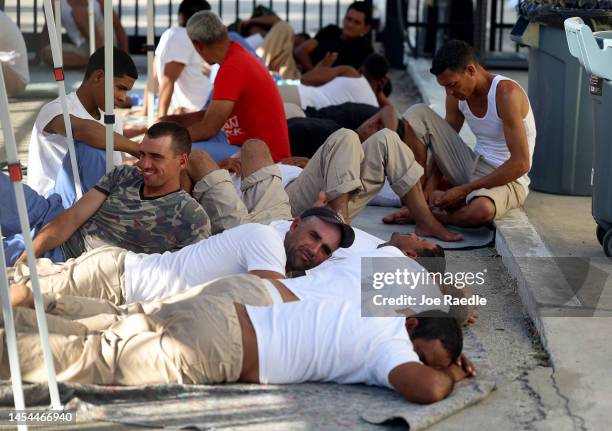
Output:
[382, 207, 414, 224]
[9, 284, 34, 308]
[414, 220, 463, 242]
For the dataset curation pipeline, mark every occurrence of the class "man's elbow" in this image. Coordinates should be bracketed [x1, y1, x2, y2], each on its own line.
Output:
[516, 159, 531, 177]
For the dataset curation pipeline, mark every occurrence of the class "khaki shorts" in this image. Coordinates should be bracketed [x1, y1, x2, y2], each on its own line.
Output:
[467, 180, 527, 219]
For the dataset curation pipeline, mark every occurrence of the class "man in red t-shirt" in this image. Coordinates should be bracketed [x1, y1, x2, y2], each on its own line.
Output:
[165, 10, 290, 163]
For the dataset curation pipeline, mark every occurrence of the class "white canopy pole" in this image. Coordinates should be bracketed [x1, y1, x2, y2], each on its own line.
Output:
[0, 66, 63, 413]
[54, 0, 62, 58]
[146, 0, 155, 126]
[104, 0, 114, 173]
[43, 0, 83, 200]
[0, 230, 28, 431]
[88, 0, 95, 55]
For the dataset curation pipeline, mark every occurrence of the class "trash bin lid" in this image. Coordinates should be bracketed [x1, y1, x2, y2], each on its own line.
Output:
[565, 17, 612, 80]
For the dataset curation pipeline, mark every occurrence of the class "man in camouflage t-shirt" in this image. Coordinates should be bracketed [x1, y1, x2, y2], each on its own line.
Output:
[10, 122, 211, 264]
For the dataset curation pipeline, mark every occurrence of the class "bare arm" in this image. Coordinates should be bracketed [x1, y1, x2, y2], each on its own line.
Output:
[356, 105, 398, 142]
[45, 115, 141, 157]
[444, 96, 465, 133]
[293, 38, 318, 73]
[300, 65, 357, 86]
[187, 99, 235, 142]
[388, 361, 468, 404]
[157, 61, 185, 118]
[23, 188, 107, 260]
[112, 9, 129, 52]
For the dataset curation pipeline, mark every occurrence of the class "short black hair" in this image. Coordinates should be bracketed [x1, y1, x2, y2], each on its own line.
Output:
[178, 0, 211, 24]
[347, 1, 372, 26]
[362, 53, 388, 81]
[415, 245, 446, 274]
[412, 310, 463, 362]
[84, 47, 138, 80]
[430, 39, 478, 76]
[146, 122, 192, 155]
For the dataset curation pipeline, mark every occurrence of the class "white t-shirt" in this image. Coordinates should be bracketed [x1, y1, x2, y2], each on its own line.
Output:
[298, 75, 379, 110]
[247, 299, 420, 389]
[60, 0, 103, 48]
[285, 245, 403, 303]
[123, 223, 287, 303]
[155, 27, 212, 112]
[0, 11, 29, 85]
[27, 92, 124, 197]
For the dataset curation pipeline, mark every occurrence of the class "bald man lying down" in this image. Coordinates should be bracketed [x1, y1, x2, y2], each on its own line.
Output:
[3, 273, 474, 404]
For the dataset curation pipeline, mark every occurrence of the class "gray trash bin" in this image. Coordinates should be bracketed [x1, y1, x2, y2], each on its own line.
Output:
[565, 19, 612, 256]
[513, 3, 612, 196]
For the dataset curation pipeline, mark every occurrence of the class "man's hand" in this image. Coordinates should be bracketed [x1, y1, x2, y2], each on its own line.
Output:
[281, 156, 309, 168]
[434, 185, 470, 209]
[455, 353, 477, 377]
[14, 252, 27, 266]
[219, 157, 242, 175]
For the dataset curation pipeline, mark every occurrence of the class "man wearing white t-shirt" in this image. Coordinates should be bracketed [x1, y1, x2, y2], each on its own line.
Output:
[10, 207, 355, 305]
[27, 47, 141, 197]
[4, 290, 472, 404]
[155, 0, 213, 118]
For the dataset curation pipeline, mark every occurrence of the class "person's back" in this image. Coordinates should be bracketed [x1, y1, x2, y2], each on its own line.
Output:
[298, 75, 378, 110]
[156, 26, 212, 112]
[215, 41, 290, 161]
[246, 299, 419, 388]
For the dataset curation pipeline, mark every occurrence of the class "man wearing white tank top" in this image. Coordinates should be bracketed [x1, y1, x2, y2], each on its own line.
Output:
[386, 40, 536, 227]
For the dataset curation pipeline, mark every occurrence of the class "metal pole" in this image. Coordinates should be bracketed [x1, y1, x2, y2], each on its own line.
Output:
[89, 0, 95, 55]
[474, 0, 487, 59]
[43, 0, 83, 200]
[54, 0, 62, 57]
[0, 61, 62, 414]
[104, 0, 114, 173]
[146, 0, 155, 126]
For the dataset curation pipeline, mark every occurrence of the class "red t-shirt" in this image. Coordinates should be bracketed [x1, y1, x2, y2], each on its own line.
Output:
[213, 42, 291, 161]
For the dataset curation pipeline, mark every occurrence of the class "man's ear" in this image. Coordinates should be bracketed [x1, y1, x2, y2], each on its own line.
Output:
[362, 24, 371, 36]
[289, 217, 301, 233]
[405, 317, 419, 335]
[92, 69, 105, 83]
[465, 64, 477, 77]
[405, 249, 418, 258]
[179, 153, 189, 169]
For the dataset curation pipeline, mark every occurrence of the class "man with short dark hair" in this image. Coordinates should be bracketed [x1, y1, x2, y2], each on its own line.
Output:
[8, 206, 355, 305]
[294, 1, 373, 73]
[385, 40, 536, 227]
[2, 122, 211, 266]
[27, 47, 140, 197]
[5, 280, 473, 404]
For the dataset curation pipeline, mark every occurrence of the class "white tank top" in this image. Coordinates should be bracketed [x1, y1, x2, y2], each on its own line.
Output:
[458, 75, 536, 190]
[298, 75, 379, 110]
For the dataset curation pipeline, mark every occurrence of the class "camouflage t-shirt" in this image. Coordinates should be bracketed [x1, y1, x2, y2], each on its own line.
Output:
[61, 165, 211, 258]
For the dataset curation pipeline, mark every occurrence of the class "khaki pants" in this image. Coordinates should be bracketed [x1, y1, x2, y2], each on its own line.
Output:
[286, 128, 424, 220]
[256, 21, 301, 80]
[192, 165, 293, 234]
[11, 246, 128, 304]
[403, 104, 527, 218]
[0, 274, 272, 385]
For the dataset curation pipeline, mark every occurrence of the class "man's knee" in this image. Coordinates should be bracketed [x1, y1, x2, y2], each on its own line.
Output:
[322, 128, 361, 154]
[363, 128, 409, 158]
[402, 103, 435, 122]
[469, 197, 496, 224]
[187, 149, 219, 182]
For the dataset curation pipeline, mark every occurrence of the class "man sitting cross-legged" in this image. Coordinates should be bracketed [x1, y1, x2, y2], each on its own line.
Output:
[384, 40, 536, 227]
[8, 206, 354, 305]
[189, 128, 461, 241]
[4, 273, 474, 404]
[1, 122, 211, 266]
